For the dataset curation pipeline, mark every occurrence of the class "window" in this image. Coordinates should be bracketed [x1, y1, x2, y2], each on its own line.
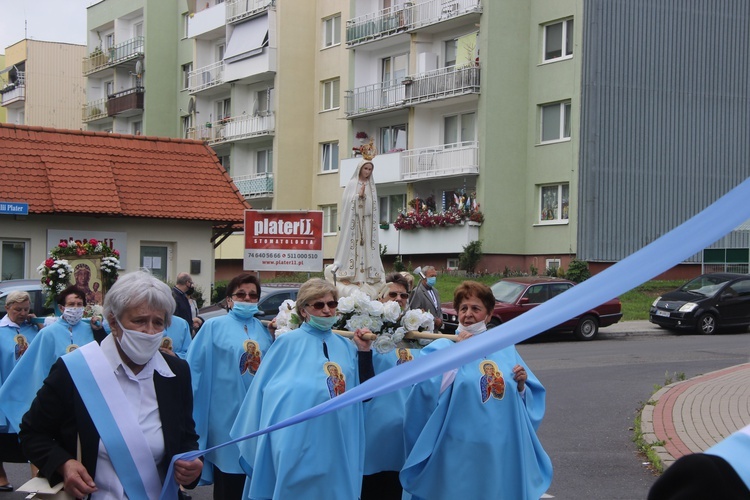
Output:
[1, 240, 27, 280]
[182, 13, 189, 38]
[321, 142, 339, 172]
[257, 149, 273, 174]
[546, 259, 561, 273]
[382, 54, 408, 84]
[105, 33, 115, 50]
[539, 183, 569, 223]
[378, 194, 406, 224]
[543, 18, 574, 62]
[216, 98, 231, 120]
[182, 115, 193, 139]
[322, 79, 340, 111]
[380, 124, 407, 152]
[105, 81, 114, 97]
[444, 112, 476, 145]
[322, 205, 338, 235]
[445, 32, 479, 67]
[182, 63, 192, 89]
[218, 154, 231, 175]
[702, 249, 749, 274]
[140, 245, 168, 281]
[540, 101, 571, 143]
[255, 88, 273, 115]
[446, 258, 459, 270]
[134, 22, 143, 39]
[323, 15, 341, 48]
[217, 43, 225, 62]
[132, 121, 142, 135]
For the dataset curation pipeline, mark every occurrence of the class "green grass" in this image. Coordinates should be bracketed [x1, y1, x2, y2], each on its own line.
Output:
[618, 280, 683, 321]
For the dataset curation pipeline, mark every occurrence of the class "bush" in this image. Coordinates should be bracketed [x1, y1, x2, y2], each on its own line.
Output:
[212, 280, 229, 303]
[394, 258, 406, 273]
[565, 259, 591, 283]
[458, 240, 482, 273]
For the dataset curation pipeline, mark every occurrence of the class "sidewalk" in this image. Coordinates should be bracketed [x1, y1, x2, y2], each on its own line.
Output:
[640, 362, 750, 468]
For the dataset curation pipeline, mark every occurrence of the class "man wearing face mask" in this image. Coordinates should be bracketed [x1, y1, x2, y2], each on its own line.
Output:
[186, 273, 274, 499]
[407, 266, 444, 331]
[0, 286, 106, 435]
[172, 273, 194, 325]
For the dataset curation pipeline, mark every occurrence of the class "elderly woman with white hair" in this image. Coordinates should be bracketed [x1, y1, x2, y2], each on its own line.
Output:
[0, 290, 39, 491]
[20, 270, 203, 499]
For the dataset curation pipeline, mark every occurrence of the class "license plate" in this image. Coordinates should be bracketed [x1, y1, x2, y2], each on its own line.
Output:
[656, 310, 670, 317]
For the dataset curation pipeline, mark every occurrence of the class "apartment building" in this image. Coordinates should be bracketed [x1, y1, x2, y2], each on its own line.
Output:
[0, 54, 6, 124]
[0, 40, 85, 129]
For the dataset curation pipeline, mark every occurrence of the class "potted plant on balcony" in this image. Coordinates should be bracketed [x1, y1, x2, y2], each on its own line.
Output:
[219, 116, 231, 125]
[355, 131, 369, 144]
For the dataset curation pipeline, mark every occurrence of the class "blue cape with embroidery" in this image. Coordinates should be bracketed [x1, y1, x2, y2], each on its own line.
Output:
[0, 320, 39, 431]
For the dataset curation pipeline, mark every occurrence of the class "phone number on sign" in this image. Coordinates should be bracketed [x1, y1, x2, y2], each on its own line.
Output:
[247, 252, 316, 259]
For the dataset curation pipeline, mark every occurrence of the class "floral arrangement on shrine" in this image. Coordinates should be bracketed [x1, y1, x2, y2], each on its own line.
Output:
[272, 291, 435, 353]
[394, 192, 484, 230]
[37, 238, 121, 308]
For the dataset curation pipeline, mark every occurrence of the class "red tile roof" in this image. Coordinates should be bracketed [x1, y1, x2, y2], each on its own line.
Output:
[0, 123, 251, 222]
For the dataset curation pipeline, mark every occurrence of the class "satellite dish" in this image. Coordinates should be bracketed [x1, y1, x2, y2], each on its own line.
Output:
[187, 97, 195, 114]
[135, 59, 143, 76]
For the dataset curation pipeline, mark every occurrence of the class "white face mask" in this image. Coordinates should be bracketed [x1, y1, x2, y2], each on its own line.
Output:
[62, 307, 84, 326]
[115, 319, 164, 365]
[457, 320, 488, 336]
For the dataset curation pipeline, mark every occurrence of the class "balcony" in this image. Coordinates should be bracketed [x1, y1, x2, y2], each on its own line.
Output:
[190, 113, 275, 144]
[233, 172, 274, 198]
[400, 141, 479, 181]
[82, 98, 108, 123]
[340, 151, 402, 187]
[188, 3, 225, 38]
[82, 36, 145, 76]
[188, 61, 225, 93]
[0, 72, 25, 107]
[346, 0, 482, 47]
[404, 64, 479, 104]
[378, 220, 480, 255]
[226, 0, 273, 24]
[106, 87, 144, 117]
[345, 78, 407, 118]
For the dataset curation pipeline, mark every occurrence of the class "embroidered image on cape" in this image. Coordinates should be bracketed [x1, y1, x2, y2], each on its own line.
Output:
[240, 339, 262, 375]
[479, 360, 505, 403]
[160, 337, 173, 353]
[396, 347, 414, 365]
[14, 334, 29, 360]
[324, 361, 346, 398]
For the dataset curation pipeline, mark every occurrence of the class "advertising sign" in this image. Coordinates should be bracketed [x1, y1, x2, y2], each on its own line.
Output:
[244, 210, 324, 272]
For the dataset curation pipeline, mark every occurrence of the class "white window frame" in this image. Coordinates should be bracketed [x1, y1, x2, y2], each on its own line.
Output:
[446, 258, 459, 270]
[322, 205, 338, 235]
[182, 115, 193, 139]
[321, 142, 339, 172]
[257, 149, 273, 174]
[443, 111, 476, 146]
[538, 183, 570, 225]
[546, 259, 561, 272]
[132, 121, 142, 135]
[0, 239, 28, 280]
[539, 101, 571, 144]
[542, 18, 574, 63]
[182, 13, 189, 39]
[322, 15, 341, 48]
[218, 154, 231, 175]
[321, 78, 340, 111]
[378, 193, 406, 224]
[182, 63, 192, 90]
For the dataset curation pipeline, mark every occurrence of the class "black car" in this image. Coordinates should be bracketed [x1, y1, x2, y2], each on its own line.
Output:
[649, 273, 750, 334]
[198, 284, 301, 322]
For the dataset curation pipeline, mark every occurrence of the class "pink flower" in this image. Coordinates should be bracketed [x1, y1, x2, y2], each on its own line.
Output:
[113, 250, 120, 257]
[76, 248, 86, 256]
[59, 241, 68, 248]
[45, 258, 55, 268]
[89, 238, 98, 247]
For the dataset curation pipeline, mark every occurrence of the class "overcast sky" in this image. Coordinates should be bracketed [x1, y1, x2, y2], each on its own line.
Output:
[0, 0, 100, 53]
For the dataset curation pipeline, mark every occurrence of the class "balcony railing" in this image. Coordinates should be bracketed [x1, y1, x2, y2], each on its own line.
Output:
[82, 36, 145, 75]
[189, 113, 274, 145]
[404, 64, 480, 104]
[226, 0, 273, 24]
[346, 0, 481, 46]
[188, 61, 224, 93]
[400, 141, 479, 181]
[106, 87, 144, 116]
[345, 78, 406, 117]
[82, 97, 108, 122]
[233, 172, 274, 198]
[345, 65, 479, 117]
[0, 72, 25, 106]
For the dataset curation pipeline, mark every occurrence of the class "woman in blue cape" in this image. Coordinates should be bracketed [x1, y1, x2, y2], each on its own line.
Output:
[401, 281, 552, 500]
[231, 278, 374, 500]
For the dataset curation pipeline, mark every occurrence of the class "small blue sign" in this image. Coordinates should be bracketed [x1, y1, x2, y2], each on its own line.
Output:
[0, 202, 29, 215]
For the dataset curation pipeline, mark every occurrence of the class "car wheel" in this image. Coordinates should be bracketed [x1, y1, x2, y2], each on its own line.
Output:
[574, 315, 599, 341]
[697, 313, 717, 335]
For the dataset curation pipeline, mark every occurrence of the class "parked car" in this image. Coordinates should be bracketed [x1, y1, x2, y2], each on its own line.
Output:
[0, 279, 55, 318]
[441, 276, 623, 341]
[198, 284, 301, 322]
[649, 273, 750, 335]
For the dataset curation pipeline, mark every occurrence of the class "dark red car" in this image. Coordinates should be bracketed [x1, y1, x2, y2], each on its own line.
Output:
[441, 276, 622, 340]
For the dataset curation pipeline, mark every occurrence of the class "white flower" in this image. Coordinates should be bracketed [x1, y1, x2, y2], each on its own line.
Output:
[95, 243, 103, 252]
[365, 299, 384, 317]
[366, 315, 383, 333]
[351, 290, 372, 311]
[373, 334, 397, 354]
[392, 327, 406, 344]
[382, 301, 402, 323]
[402, 309, 424, 331]
[57, 269, 66, 277]
[345, 313, 370, 331]
[419, 311, 435, 332]
[337, 296, 357, 314]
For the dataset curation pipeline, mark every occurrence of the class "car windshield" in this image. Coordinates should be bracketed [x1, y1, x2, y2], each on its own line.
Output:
[679, 275, 733, 298]
[490, 281, 527, 303]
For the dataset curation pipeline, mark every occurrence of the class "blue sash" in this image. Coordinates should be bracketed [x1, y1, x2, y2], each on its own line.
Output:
[705, 424, 750, 490]
[63, 342, 162, 499]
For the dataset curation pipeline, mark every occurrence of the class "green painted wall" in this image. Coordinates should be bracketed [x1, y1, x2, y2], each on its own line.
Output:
[0, 54, 6, 124]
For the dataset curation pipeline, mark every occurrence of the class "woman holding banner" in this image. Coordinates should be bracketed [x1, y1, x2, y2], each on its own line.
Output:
[19, 270, 202, 499]
[231, 278, 374, 499]
[401, 281, 552, 500]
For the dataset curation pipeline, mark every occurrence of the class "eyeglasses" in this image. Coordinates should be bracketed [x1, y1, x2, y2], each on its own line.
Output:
[306, 300, 339, 310]
[231, 291, 259, 300]
[388, 291, 409, 299]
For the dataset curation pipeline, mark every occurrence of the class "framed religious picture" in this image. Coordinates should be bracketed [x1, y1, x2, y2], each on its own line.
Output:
[66, 256, 104, 307]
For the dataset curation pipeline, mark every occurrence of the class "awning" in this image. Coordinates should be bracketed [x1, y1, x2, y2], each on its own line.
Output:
[224, 15, 269, 64]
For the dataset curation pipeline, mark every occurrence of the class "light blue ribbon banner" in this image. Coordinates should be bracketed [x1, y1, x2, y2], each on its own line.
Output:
[161, 177, 750, 499]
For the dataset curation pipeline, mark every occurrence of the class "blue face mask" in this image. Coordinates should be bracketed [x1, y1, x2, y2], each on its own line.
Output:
[307, 314, 339, 331]
[426, 277, 437, 287]
[232, 301, 259, 319]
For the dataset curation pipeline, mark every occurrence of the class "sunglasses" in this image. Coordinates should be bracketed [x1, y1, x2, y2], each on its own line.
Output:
[388, 291, 409, 299]
[306, 300, 339, 310]
[231, 291, 259, 300]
